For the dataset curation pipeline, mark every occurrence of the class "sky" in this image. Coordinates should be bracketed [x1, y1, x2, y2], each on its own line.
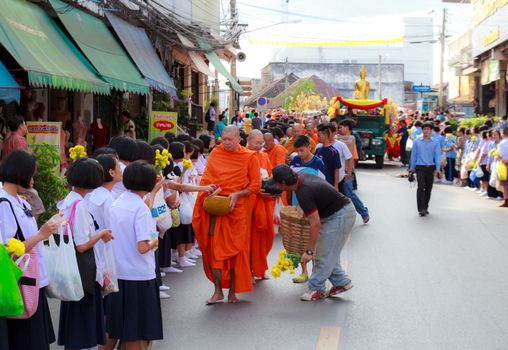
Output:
[230, 0, 473, 83]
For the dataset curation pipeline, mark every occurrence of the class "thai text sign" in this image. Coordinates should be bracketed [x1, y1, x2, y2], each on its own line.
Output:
[149, 111, 178, 141]
[26, 121, 61, 152]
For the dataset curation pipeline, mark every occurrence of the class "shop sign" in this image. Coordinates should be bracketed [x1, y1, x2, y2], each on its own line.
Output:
[472, 1, 508, 57]
[26, 121, 61, 152]
[149, 111, 178, 141]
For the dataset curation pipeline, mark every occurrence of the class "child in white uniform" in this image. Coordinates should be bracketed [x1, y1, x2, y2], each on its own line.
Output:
[106, 160, 163, 346]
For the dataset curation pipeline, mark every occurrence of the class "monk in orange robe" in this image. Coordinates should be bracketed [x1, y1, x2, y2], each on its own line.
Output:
[193, 125, 261, 304]
[285, 123, 316, 155]
[247, 130, 275, 279]
[263, 132, 287, 167]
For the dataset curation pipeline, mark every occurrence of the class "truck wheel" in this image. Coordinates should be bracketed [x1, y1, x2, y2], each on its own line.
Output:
[375, 155, 384, 168]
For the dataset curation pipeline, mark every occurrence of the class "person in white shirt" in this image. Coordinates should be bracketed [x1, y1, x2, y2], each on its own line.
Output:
[58, 158, 113, 349]
[0, 150, 60, 350]
[498, 127, 508, 207]
[106, 160, 163, 347]
[109, 136, 139, 199]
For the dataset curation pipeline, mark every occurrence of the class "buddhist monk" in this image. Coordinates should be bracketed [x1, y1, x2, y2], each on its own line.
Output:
[285, 123, 316, 155]
[193, 125, 262, 304]
[263, 132, 287, 167]
[247, 130, 276, 279]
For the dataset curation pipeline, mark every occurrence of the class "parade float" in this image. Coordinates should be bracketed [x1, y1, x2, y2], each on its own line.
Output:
[328, 66, 397, 168]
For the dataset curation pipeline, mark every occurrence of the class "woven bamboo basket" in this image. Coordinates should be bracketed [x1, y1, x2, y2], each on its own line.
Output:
[280, 206, 310, 255]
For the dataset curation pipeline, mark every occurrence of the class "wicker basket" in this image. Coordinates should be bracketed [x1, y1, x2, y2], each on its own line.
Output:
[280, 206, 310, 255]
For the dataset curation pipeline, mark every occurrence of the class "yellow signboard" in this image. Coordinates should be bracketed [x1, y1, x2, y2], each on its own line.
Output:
[26, 121, 61, 153]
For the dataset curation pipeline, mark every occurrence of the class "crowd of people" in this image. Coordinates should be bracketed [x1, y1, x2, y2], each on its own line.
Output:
[389, 111, 508, 214]
[0, 107, 369, 349]
[2, 105, 506, 349]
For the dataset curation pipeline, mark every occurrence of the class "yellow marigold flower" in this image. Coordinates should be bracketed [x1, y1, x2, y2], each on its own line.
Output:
[6, 238, 25, 257]
[182, 159, 193, 170]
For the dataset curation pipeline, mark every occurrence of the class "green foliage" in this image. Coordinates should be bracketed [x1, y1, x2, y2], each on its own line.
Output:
[283, 79, 317, 110]
[32, 144, 69, 226]
[459, 115, 499, 128]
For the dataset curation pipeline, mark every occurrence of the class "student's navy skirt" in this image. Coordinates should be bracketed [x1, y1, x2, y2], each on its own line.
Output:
[106, 279, 163, 342]
[158, 228, 173, 268]
[58, 283, 105, 348]
[170, 224, 194, 248]
[5, 287, 55, 350]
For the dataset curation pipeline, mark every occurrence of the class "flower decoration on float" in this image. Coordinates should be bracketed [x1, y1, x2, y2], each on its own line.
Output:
[6, 238, 25, 257]
[69, 145, 87, 160]
[155, 149, 172, 173]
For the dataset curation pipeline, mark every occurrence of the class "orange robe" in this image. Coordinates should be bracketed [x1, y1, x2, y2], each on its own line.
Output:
[284, 137, 316, 155]
[250, 152, 275, 278]
[193, 145, 261, 293]
[264, 144, 287, 167]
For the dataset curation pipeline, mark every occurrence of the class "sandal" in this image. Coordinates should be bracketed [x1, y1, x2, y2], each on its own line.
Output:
[292, 274, 309, 284]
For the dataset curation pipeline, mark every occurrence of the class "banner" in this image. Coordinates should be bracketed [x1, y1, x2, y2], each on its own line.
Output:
[26, 121, 61, 153]
[149, 111, 178, 141]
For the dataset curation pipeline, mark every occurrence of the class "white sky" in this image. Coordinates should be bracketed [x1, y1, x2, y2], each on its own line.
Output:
[230, 0, 473, 83]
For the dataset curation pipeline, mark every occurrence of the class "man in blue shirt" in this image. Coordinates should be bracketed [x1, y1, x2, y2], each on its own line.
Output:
[290, 135, 327, 180]
[315, 123, 341, 187]
[410, 122, 442, 216]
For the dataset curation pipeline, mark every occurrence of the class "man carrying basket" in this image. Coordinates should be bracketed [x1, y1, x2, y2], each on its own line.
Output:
[272, 165, 356, 301]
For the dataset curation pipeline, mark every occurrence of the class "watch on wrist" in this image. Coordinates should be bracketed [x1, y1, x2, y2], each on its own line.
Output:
[305, 249, 314, 256]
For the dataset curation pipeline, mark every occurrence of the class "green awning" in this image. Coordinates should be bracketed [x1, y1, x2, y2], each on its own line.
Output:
[0, 0, 110, 94]
[197, 39, 244, 94]
[49, 0, 150, 95]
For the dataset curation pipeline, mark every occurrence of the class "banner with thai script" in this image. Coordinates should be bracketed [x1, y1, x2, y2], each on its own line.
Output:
[26, 121, 61, 153]
[149, 111, 178, 141]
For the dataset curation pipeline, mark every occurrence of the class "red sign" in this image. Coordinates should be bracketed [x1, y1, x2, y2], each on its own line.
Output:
[153, 120, 174, 131]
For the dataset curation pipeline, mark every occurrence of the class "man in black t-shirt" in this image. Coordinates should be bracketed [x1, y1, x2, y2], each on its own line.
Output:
[273, 165, 357, 301]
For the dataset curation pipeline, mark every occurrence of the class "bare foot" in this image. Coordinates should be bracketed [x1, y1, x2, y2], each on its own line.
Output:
[499, 202, 508, 208]
[228, 294, 240, 304]
[206, 292, 224, 305]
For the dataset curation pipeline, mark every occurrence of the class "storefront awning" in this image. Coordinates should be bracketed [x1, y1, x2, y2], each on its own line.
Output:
[177, 34, 215, 78]
[106, 13, 176, 96]
[0, 60, 20, 104]
[0, 0, 110, 95]
[49, 0, 149, 95]
[197, 39, 244, 94]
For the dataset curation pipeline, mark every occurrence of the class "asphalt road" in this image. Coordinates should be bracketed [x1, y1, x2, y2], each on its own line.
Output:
[49, 163, 508, 350]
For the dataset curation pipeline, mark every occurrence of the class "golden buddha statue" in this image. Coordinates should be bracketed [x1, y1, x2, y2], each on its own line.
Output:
[354, 65, 370, 99]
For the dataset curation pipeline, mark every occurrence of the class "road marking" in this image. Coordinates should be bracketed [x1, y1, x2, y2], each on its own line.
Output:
[316, 327, 341, 350]
[341, 260, 348, 273]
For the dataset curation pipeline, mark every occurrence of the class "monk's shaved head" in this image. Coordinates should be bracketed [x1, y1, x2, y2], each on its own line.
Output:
[222, 125, 241, 152]
[222, 125, 240, 137]
[292, 124, 303, 137]
[247, 129, 264, 152]
[263, 132, 275, 150]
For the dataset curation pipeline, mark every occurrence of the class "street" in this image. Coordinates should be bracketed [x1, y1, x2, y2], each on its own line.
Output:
[48, 163, 508, 350]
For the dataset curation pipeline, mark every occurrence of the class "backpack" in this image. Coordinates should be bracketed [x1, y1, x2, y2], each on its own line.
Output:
[205, 109, 211, 123]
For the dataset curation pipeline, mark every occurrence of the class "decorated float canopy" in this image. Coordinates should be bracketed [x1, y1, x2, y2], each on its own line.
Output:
[331, 96, 388, 110]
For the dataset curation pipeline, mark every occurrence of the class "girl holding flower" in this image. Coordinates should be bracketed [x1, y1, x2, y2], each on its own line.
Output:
[0, 150, 61, 350]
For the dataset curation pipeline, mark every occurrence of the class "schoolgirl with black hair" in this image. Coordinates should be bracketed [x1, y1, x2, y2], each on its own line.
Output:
[109, 136, 139, 199]
[106, 161, 163, 347]
[58, 158, 113, 349]
[0, 150, 60, 350]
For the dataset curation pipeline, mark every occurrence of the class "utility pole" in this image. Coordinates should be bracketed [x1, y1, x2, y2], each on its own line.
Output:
[378, 54, 382, 100]
[229, 0, 238, 116]
[438, 8, 447, 111]
[284, 57, 289, 109]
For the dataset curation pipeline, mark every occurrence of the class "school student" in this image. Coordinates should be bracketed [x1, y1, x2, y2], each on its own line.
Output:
[109, 136, 139, 199]
[106, 161, 163, 348]
[0, 150, 60, 350]
[58, 158, 113, 349]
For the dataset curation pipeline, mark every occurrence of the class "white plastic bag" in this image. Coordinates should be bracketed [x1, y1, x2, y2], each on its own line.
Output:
[100, 241, 118, 297]
[405, 138, 413, 152]
[179, 192, 193, 225]
[44, 224, 84, 301]
[475, 166, 484, 178]
[490, 160, 499, 188]
[152, 189, 172, 233]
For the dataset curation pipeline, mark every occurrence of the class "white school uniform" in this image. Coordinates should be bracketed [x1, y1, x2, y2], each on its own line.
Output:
[0, 188, 49, 287]
[110, 191, 156, 281]
[111, 162, 127, 199]
[498, 138, 508, 161]
[58, 191, 104, 285]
